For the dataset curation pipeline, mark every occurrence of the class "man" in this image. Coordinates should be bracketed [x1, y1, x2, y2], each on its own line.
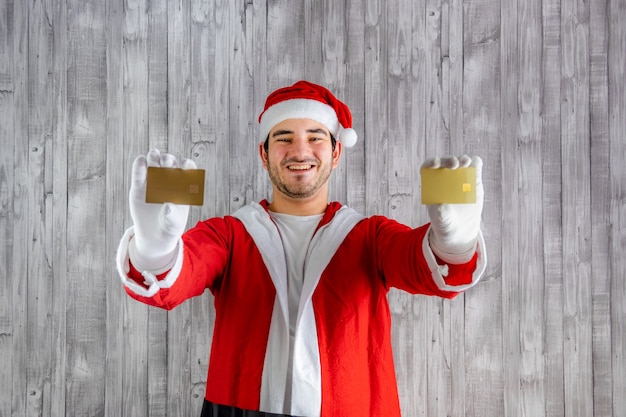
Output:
[116, 80, 486, 417]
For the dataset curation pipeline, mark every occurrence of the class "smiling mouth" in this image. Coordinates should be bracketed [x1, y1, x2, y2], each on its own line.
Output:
[287, 164, 314, 171]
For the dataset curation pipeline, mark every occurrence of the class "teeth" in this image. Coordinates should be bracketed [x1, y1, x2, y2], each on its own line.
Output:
[288, 165, 312, 170]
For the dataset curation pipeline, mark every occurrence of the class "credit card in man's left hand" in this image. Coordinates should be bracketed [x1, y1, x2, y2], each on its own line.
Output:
[145, 167, 205, 206]
[421, 166, 476, 204]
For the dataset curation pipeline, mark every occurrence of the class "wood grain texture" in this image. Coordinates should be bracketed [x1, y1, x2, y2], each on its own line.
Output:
[0, 1, 15, 416]
[561, 1, 594, 416]
[541, 1, 567, 415]
[608, 2, 626, 416]
[1, 1, 625, 416]
[589, 1, 612, 417]
[49, 1, 69, 416]
[104, 0, 125, 415]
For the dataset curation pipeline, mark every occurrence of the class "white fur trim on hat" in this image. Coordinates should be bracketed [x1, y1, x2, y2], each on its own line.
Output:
[259, 98, 343, 144]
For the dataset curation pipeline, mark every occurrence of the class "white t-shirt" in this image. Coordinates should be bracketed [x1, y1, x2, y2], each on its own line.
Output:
[269, 211, 323, 336]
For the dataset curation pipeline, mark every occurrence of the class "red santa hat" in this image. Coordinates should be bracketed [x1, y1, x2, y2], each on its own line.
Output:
[258, 80, 358, 148]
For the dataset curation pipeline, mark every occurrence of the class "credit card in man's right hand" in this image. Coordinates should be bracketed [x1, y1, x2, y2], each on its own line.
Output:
[145, 166, 206, 206]
[420, 167, 476, 204]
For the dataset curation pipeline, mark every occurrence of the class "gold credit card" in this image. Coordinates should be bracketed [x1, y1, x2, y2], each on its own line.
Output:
[145, 167, 206, 206]
[421, 166, 476, 204]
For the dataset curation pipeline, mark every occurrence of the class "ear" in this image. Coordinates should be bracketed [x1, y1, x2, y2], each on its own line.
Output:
[259, 142, 269, 170]
[331, 141, 342, 169]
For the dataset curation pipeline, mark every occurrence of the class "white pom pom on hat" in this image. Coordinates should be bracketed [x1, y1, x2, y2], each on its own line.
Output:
[338, 126, 357, 148]
[258, 80, 358, 148]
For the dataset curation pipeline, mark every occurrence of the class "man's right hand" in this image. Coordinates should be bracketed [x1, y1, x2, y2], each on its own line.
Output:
[128, 149, 197, 272]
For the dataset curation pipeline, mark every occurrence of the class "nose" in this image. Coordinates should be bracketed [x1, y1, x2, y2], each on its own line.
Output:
[287, 135, 311, 160]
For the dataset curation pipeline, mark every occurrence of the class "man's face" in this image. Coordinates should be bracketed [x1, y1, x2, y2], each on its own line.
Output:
[260, 118, 342, 201]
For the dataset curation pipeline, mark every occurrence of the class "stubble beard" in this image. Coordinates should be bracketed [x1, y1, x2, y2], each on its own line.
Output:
[267, 157, 333, 200]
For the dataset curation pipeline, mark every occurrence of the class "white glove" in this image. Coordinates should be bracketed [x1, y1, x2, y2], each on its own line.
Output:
[423, 155, 484, 264]
[128, 149, 197, 272]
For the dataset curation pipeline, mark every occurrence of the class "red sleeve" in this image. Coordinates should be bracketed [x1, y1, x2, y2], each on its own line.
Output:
[122, 217, 235, 310]
[371, 217, 479, 299]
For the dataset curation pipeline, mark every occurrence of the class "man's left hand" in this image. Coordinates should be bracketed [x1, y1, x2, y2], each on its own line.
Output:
[423, 155, 484, 264]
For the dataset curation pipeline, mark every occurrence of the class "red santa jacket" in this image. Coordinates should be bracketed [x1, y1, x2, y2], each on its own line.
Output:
[116, 201, 486, 417]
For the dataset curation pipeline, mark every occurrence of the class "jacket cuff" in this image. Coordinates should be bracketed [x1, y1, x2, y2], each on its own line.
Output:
[116, 226, 185, 298]
[422, 226, 487, 292]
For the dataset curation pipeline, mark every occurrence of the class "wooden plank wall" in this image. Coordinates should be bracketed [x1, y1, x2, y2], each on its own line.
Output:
[0, 0, 624, 416]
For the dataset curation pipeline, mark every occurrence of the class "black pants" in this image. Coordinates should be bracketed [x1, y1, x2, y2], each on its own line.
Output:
[201, 400, 297, 417]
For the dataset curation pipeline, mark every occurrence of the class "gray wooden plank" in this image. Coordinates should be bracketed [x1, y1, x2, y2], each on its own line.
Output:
[364, 0, 388, 218]
[385, 0, 416, 225]
[0, 0, 11, 91]
[148, 0, 169, 152]
[0, 0, 15, 414]
[494, 13, 527, 415]
[561, 0, 594, 415]
[589, 0, 613, 416]
[49, 0, 69, 416]
[212, 0, 233, 217]
[266, 0, 305, 87]
[343, 0, 366, 213]
[189, 0, 221, 221]
[608, 1, 626, 415]
[248, 0, 270, 204]
[463, 0, 504, 415]
[26, 0, 56, 414]
[228, 1, 254, 213]
[104, 0, 126, 415]
[0, 0, 13, 403]
[518, 0, 547, 414]
[9, 0, 28, 415]
[303, 0, 323, 83]
[541, 0, 565, 415]
[65, 0, 109, 414]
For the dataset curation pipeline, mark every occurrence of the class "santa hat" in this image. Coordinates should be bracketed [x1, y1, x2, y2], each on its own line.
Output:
[258, 80, 358, 148]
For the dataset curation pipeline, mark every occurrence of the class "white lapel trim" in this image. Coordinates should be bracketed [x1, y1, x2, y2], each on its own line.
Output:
[233, 203, 290, 327]
[232, 203, 290, 413]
